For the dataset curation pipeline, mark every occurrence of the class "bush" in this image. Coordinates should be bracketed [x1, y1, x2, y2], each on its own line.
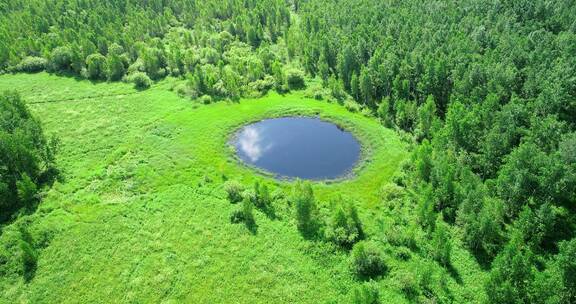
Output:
[16, 174, 37, 210]
[248, 75, 275, 95]
[328, 75, 347, 102]
[224, 180, 244, 203]
[49, 46, 73, 71]
[13, 57, 47, 73]
[380, 183, 405, 203]
[285, 69, 306, 90]
[394, 270, 420, 299]
[325, 199, 364, 248]
[19, 239, 37, 282]
[431, 217, 451, 267]
[395, 246, 412, 261]
[128, 72, 151, 89]
[198, 95, 212, 104]
[253, 181, 272, 210]
[230, 198, 256, 233]
[86, 53, 107, 80]
[0, 227, 38, 282]
[292, 181, 321, 238]
[344, 100, 362, 113]
[351, 282, 380, 304]
[350, 241, 387, 279]
[242, 198, 256, 230]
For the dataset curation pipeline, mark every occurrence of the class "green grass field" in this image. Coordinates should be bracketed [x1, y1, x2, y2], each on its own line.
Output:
[0, 73, 486, 303]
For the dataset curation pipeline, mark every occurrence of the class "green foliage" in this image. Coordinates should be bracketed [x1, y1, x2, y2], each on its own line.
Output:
[224, 180, 244, 204]
[555, 239, 576, 303]
[19, 238, 37, 282]
[325, 199, 364, 248]
[430, 216, 451, 267]
[0, 226, 38, 282]
[13, 57, 47, 73]
[230, 197, 256, 233]
[16, 173, 37, 210]
[128, 72, 152, 90]
[0, 73, 411, 303]
[414, 140, 433, 183]
[285, 69, 306, 90]
[86, 53, 107, 80]
[376, 97, 392, 127]
[0, 91, 58, 222]
[416, 185, 436, 231]
[485, 236, 535, 304]
[350, 241, 387, 280]
[351, 282, 380, 304]
[292, 181, 320, 238]
[106, 44, 126, 81]
[2, 0, 576, 301]
[49, 46, 73, 72]
[416, 95, 437, 141]
[253, 181, 272, 211]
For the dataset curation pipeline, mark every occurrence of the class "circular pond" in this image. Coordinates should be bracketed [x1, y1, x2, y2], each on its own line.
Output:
[232, 117, 361, 180]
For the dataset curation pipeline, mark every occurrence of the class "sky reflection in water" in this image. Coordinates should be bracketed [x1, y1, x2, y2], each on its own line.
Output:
[233, 117, 360, 180]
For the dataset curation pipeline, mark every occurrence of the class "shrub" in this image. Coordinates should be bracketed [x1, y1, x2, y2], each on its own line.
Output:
[325, 199, 364, 248]
[328, 75, 347, 101]
[350, 241, 387, 279]
[380, 183, 405, 203]
[128, 72, 151, 89]
[230, 198, 257, 233]
[198, 95, 212, 104]
[0, 227, 38, 282]
[86, 53, 107, 80]
[253, 181, 272, 210]
[344, 100, 362, 113]
[292, 181, 320, 238]
[242, 198, 256, 230]
[224, 180, 244, 203]
[383, 223, 418, 250]
[230, 209, 245, 224]
[394, 270, 420, 299]
[248, 75, 275, 94]
[351, 282, 380, 304]
[19, 239, 37, 282]
[431, 217, 451, 267]
[285, 69, 306, 90]
[16, 174, 37, 210]
[49, 46, 73, 71]
[395, 246, 412, 261]
[14, 57, 47, 73]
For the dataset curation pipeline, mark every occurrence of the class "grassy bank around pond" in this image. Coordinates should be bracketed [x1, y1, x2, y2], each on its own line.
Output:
[0, 73, 486, 303]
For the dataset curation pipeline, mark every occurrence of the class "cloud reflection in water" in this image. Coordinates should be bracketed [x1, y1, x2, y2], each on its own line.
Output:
[238, 126, 271, 162]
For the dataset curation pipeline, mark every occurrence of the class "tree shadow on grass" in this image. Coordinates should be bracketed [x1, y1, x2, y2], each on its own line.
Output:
[245, 220, 258, 235]
[470, 248, 494, 271]
[445, 262, 463, 285]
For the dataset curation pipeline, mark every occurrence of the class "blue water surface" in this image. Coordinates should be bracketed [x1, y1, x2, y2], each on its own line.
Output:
[233, 117, 361, 180]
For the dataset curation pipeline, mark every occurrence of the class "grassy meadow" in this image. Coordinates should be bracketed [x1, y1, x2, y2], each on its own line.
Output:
[0, 73, 486, 303]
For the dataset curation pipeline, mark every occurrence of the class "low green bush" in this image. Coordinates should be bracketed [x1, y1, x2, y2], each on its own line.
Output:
[285, 69, 306, 90]
[350, 241, 387, 279]
[351, 282, 380, 304]
[292, 181, 321, 238]
[13, 57, 47, 73]
[127, 72, 151, 89]
[224, 180, 244, 203]
[325, 200, 364, 248]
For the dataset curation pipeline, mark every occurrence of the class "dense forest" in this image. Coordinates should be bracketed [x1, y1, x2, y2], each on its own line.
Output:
[1, 0, 575, 303]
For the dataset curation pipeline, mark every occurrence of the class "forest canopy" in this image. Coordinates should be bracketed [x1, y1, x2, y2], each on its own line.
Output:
[0, 91, 58, 223]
